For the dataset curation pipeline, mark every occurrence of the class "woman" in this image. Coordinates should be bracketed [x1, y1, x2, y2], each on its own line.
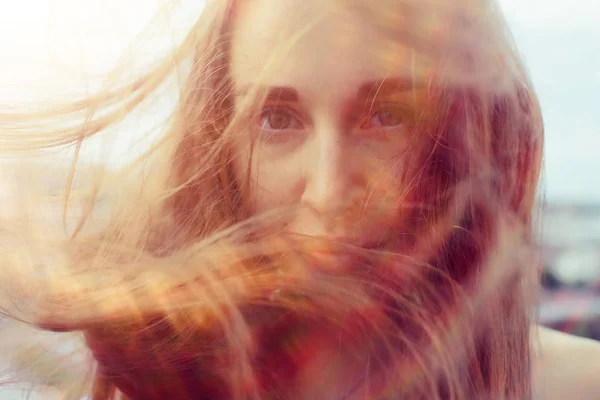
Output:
[1, 0, 599, 399]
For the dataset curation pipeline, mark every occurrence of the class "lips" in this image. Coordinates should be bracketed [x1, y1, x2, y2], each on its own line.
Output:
[301, 236, 387, 274]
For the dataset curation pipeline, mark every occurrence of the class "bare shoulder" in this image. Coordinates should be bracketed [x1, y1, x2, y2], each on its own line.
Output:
[532, 325, 600, 400]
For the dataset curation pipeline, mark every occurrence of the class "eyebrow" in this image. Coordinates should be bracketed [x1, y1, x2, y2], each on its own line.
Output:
[236, 77, 416, 103]
[235, 85, 299, 102]
[264, 86, 299, 102]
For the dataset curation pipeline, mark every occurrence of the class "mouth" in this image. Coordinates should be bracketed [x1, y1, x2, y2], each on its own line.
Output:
[302, 235, 389, 273]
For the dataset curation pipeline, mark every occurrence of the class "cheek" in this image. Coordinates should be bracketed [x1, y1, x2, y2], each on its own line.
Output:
[360, 145, 406, 194]
[252, 167, 299, 213]
[233, 144, 305, 215]
[365, 163, 406, 218]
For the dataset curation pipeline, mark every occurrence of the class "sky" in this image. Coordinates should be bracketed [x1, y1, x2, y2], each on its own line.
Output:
[0, 0, 598, 204]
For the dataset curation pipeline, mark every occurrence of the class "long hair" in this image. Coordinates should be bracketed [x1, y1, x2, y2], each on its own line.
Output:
[0, 0, 543, 399]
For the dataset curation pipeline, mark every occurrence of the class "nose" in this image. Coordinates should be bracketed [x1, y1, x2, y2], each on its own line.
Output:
[301, 129, 363, 222]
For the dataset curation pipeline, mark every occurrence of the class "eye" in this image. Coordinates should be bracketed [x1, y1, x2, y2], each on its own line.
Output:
[258, 107, 305, 131]
[360, 105, 405, 130]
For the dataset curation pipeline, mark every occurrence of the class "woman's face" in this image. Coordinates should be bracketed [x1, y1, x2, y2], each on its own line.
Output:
[231, 0, 422, 248]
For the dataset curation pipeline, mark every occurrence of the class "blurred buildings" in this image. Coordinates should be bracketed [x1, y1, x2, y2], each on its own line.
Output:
[540, 203, 600, 339]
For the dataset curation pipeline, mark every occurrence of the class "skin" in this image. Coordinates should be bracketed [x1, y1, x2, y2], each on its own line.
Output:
[533, 327, 600, 400]
[229, 0, 600, 398]
[231, 0, 421, 249]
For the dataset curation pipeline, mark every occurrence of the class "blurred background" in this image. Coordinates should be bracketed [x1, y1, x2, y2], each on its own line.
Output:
[503, 0, 600, 340]
[0, 0, 599, 397]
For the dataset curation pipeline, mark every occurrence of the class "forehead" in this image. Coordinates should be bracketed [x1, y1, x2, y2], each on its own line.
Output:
[230, 0, 419, 101]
